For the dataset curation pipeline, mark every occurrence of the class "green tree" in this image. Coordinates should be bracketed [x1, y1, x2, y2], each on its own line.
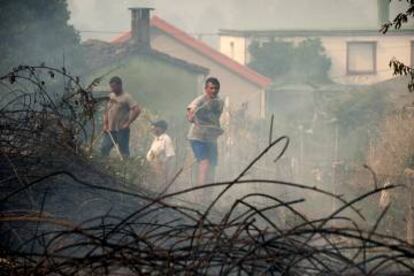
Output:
[248, 38, 331, 83]
[0, 0, 81, 74]
[293, 39, 331, 82]
[248, 40, 294, 80]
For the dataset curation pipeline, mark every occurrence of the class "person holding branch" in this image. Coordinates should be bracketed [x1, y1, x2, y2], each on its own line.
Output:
[187, 77, 224, 186]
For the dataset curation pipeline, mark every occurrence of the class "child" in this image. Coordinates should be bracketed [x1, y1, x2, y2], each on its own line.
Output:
[146, 120, 175, 191]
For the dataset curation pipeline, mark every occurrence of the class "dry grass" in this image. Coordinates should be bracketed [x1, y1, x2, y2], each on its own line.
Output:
[3, 65, 414, 275]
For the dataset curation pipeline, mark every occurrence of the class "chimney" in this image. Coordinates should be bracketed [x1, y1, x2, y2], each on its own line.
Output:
[129, 7, 154, 49]
[377, 0, 390, 26]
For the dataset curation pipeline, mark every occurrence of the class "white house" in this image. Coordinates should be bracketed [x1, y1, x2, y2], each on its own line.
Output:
[219, 1, 414, 85]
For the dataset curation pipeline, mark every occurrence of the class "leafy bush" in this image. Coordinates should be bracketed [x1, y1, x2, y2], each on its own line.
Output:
[248, 38, 331, 83]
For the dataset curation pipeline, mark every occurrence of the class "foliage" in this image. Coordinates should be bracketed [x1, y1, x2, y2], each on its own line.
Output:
[248, 40, 294, 80]
[248, 38, 331, 83]
[331, 87, 389, 134]
[389, 58, 414, 92]
[0, 0, 83, 74]
[327, 85, 391, 161]
[368, 113, 414, 177]
[380, 0, 414, 33]
[292, 39, 332, 82]
[381, 0, 414, 92]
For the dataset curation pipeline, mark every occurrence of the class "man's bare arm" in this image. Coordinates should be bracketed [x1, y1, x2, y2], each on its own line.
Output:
[123, 105, 141, 128]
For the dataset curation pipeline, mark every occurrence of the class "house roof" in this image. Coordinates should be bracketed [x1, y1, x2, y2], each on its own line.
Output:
[219, 28, 414, 38]
[112, 16, 272, 89]
[83, 39, 209, 75]
[148, 49, 209, 74]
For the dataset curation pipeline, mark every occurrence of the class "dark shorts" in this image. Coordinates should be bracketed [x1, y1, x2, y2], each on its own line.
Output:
[190, 140, 218, 166]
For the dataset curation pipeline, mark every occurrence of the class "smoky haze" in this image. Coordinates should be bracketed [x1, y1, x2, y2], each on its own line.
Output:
[68, 0, 410, 43]
[2, 2, 414, 274]
[65, 0, 413, 212]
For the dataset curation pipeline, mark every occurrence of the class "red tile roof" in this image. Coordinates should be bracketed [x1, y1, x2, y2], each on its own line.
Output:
[111, 16, 272, 89]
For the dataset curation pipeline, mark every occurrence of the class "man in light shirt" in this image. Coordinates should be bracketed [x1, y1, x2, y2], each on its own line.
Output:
[101, 76, 141, 158]
[146, 120, 176, 189]
[187, 77, 224, 186]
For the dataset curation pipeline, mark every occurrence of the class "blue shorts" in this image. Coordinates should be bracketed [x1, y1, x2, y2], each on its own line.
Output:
[190, 140, 218, 166]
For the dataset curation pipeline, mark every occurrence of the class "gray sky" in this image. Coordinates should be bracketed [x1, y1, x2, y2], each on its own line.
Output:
[68, 0, 410, 42]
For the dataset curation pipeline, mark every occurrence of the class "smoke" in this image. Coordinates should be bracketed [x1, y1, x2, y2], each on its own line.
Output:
[68, 0, 411, 42]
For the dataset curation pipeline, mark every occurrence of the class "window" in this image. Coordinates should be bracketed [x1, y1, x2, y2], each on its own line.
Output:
[346, 41, 377, 75]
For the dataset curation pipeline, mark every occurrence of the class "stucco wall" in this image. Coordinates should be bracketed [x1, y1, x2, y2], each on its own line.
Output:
[322, 35, 412, 85]
[219, 36, 247, 65]
[151, 31, 266, 119]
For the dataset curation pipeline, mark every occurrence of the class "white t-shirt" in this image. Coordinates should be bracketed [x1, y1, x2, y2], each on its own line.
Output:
[146, 133, 175, 162]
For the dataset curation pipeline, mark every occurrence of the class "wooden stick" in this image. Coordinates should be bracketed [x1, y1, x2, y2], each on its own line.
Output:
[107, 131, 124, 161]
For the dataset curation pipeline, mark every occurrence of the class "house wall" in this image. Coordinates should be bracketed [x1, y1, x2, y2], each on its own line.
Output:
[90, 54, 202, 117]
[219, 36, 247, 65]
[220, 34, 413, 85]
[322, 35, 412, 85]
[151, 31, 266, 119]
[220, 35, 249, 65]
